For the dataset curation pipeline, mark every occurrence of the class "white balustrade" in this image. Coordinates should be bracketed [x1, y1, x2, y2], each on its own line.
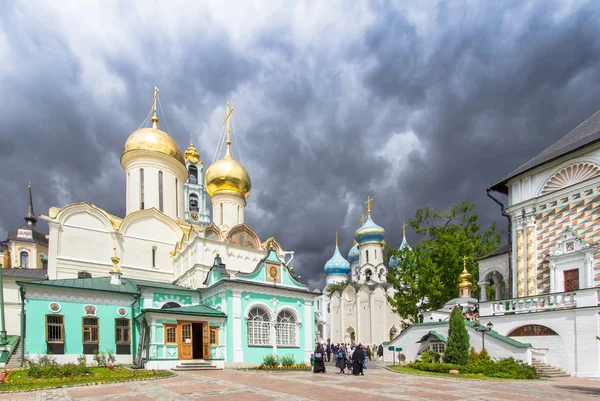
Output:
[483, 291, 581, 315]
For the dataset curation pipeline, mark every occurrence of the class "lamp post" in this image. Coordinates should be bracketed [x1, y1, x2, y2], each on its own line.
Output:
[477, 321, 494, 350]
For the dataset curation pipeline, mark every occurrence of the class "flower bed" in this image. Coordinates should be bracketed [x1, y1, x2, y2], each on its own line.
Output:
[0, 367, 174, 392]
[255, 364, 311, 371]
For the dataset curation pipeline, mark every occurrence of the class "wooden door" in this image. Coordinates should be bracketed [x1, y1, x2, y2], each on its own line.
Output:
[202, 323, 210, 360]
[564, 269, 579, 292]
[178, 322, 193, 360]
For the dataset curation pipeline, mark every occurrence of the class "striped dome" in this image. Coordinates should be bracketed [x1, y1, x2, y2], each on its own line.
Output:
[347, 243, 360, 264]
[354, 216, 385, 245]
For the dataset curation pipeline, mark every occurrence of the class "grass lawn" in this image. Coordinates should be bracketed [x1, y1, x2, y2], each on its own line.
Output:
[388, 365, 514, 380]
[0, 367, 174, 392]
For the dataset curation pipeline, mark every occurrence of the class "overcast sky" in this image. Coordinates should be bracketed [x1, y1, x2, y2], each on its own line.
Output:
[1, 1, 600, 288]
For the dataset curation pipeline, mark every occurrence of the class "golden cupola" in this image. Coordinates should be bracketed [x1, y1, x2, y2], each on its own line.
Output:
[205, 103, 251, 199]
[458, 256, 473, 297]
[184, 136, 201, 165]
[121, 87, 185, 167]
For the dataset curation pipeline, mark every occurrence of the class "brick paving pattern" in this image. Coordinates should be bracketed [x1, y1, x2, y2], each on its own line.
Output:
[1, 365, 600, 400]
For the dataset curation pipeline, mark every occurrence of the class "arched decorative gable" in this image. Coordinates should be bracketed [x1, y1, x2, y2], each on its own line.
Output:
[227, 224, 261, 250]
[244, 302, 273, 321]
[540, 162, 600, 195]
[205, 223, 223, 241]
[56, 202, 115, 233]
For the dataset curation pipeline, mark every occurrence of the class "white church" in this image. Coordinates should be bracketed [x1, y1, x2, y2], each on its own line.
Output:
[315, 199, 406, 346]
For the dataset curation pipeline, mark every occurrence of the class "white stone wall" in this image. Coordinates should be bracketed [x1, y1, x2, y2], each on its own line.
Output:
[383, 323, 530, 365]
[123, 153, 187, 221]
[211, 193, 245, 233]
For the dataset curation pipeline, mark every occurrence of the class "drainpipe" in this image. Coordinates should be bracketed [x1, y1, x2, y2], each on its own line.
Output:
[487, 188, 512, 298]
[18, 285, 25, 367]
[130, 292, 139, 365]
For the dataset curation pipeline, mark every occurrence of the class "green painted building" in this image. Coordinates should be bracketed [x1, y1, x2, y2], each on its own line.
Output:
[17, 248, 317, 369]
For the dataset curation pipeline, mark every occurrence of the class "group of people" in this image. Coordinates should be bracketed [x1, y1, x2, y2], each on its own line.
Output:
[313, 342, 385, 375]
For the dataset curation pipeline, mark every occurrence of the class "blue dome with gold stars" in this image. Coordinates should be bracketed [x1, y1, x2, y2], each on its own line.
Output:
[325, 245, 351, 275]
[354, 216, 385, 245]
[389, 237, 412, 268]
[347, 243, 360, 264]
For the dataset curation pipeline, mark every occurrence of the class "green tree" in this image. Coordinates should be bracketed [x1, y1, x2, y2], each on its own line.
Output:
[386, 246, 427, 326]
[325, 280, 349, 297]
[414, 200, 501, 310]
[443, 306, 470, 365]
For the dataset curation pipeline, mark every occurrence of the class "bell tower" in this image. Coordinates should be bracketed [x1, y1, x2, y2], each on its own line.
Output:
[183, 136, 210, 226]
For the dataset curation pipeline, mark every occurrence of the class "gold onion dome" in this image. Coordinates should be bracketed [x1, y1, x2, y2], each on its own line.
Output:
[205, 102, 251, 199]
[122, 88, 185, 166]
[459, 265, 472, 289]
[205, 150, 251, 199]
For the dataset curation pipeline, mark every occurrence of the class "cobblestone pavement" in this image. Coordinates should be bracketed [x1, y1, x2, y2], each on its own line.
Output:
[1, 366, 600, 401]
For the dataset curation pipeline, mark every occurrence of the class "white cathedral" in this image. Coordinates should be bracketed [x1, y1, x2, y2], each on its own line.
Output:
[315, 199, 407, 346]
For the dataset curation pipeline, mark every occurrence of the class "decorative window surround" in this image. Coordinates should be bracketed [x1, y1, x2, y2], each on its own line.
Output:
[547, 227, 597, 292]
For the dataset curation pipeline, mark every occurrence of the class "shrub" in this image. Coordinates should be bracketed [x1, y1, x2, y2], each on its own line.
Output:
[262, 354, 279, 368]
[93, 350, 117, 367]
[77, 354, 87, 367]
[412, 355, 540, 379]
[280, 355, 295, 367]
[421, 351, 440, 363]
[412, 361, 462, 373]
[443, 307, 470, 365]
[26, 355, 92, 378]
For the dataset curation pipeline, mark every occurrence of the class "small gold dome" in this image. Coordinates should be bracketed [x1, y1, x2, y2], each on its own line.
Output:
[205, 153, 251, 199]
[458, 266, 472, 289]
[185, 142, 200, 164]
[122, 116, 185, 166]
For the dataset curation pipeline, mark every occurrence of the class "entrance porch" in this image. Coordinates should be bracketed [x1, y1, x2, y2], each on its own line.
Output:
[138, 305, 227, 370]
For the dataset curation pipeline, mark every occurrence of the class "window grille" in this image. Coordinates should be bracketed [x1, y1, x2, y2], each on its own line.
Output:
[247, 307, 270, 346]
[82, 317, 99, 343]
[165, 325, 177, 343]
[115, 319, 130, 344]
[46, 315, 64, 343]
[276, 310, 296, 346]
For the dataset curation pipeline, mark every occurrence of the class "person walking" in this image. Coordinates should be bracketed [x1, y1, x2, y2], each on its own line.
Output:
[363, 344, 369, 370]
[378, 344, 384, 360]
[313, 343, 326, 373]
[335, 344, 346, 374]
[326, 342, 332, 363]
[352, 343, 365, 375]
[331, 343, 338, 366]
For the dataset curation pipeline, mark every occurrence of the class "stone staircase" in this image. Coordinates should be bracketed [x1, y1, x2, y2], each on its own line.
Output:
[532, 359, 569, 378]
[172, 360, 218, 371]
[6, 338, 23, 369]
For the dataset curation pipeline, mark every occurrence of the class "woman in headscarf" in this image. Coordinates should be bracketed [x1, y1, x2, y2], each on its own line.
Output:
[313, 343, 326, 373]
[352, 343, 365, 375]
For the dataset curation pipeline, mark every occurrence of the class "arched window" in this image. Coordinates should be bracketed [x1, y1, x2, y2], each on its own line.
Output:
[161, 302, 181, 309]
[365, 269, 372, 282]
[188, 165, 198, 184]
[374, 250, 377, 260]
[158, 171, 164, 212]
[508, 325, 558, 337]
[276, 310, 297, 346]
[189, 193, 199, 212]
[247, 306, 270, 346]
[152, 247, 157, 268]
[366, 250, 369, 263]
[140, 169, 145, 209]
[220, 204, 224, 225]
[20, 251, 29, 268]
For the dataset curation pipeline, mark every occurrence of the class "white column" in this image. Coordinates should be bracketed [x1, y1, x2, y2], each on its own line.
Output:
[271, 322, 277, 357]
[232, 290, 243, 363]
[478, 282, 488, 302]
[47, 221, 61, 279]
[369, 292, 375, 346]
[304, 300, 312, 362]
[355, 294, 360, 344]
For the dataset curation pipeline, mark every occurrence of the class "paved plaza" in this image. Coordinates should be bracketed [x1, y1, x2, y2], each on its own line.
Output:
[2, 366, 600, 401]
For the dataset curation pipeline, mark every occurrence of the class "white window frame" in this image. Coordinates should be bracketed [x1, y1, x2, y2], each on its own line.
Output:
[276, 310, 296, 347]
[247, 306, 271, 346]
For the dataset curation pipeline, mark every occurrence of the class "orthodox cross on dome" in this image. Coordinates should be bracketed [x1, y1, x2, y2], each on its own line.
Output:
[222, 101, 235, 154]
[401, 222, 407, 240]
[360, 212, 365, 226]
[365, 196, 373, 217]
[151, 86, 159, 127]
[463, 255, 467, 269]
[335, 232, 339, 248]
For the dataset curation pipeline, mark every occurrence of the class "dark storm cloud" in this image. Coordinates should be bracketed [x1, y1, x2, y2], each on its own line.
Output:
[2, 1, 600, 289]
